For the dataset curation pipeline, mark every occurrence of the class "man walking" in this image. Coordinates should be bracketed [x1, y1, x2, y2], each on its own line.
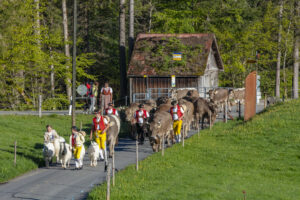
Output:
[70, 126, 85, 170]
[105, 103, 119, 117]
[100, 82, 113, 111]
[89, 82, 99, 113]
[90, 110, 110, 162]
[133, 104, 149, 145]
[170, 100, 184, 143]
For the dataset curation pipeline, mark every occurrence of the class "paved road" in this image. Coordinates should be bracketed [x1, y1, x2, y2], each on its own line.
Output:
[0, 104, 265, 200]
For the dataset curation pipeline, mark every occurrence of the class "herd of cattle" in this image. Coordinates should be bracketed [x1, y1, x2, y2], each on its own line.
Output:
[43, 87, 245, 168]
[124, 87, 245, 152]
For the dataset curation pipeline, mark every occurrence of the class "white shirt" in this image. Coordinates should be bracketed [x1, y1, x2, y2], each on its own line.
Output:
[44, 130, 58, 143]
[106, 108, 119, 116]
[134, 110, 150, 124]
[101, 87, 113, 94]
[171, 106, 184, 121]
[96, 117, 108, 130]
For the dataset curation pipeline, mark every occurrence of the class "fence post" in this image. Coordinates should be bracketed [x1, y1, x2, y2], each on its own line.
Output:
[14, 140, 17, 166]
[106, 163, 112, 200]
[209, 112, 212, 130]
[162, 134, 164, 156]
[125, 96, 127, 106]
[238, 101, 241, 118]
[224, 102, 228, 123]
[112, 145, 115, 186]
[264, 93, 267, 109]
[80, 121, 82, 131]
[136, 135, 139, 171]
[182, 128, 185, 147]
[39, 95, 42, 118]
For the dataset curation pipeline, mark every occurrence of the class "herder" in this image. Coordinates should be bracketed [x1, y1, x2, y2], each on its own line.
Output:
[170, 100, 184, 143]
[133, 104, 149, 145]
[100, 82, 113, 110]
[44, 125, 59, 143]
[70, 126, 85, 170]
[105, 103, 119, 117]
[90, 110, 110, 162]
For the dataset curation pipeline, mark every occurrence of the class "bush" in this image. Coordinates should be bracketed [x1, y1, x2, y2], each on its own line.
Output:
[42, 98, 69, 110]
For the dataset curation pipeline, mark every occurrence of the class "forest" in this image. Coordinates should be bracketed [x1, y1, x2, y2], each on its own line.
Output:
[0, 0, 299, 110]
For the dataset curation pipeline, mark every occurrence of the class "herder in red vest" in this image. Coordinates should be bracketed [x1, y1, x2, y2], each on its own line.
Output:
[105, 103, 119, 117]
[170, 100, 184, 143]
[133, 104, 150, 145]
[100, 82, 113, 111]
[90, 110, 110, 162]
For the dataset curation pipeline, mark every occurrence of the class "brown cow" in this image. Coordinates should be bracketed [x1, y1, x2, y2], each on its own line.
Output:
[208, 88, 232, 112]
[149, 111, 174, 152]
[178, 98, 194, 138]
[105, 115, 120, 158]
[194, 97, 218, 129]
[228, 88, 245, 112]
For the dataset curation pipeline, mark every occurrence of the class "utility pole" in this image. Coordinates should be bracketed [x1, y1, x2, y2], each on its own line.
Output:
[72, 0, 77, 126]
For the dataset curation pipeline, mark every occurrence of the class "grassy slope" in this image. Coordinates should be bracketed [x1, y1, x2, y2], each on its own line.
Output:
[0, 114, 93, 183]
[88, 101, 300, 200]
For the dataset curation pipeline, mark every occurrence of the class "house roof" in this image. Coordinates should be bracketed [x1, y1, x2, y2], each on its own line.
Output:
[127, 33, 224, 77]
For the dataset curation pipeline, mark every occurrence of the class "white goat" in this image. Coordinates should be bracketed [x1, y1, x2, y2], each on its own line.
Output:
[59, 142, 72, 169]
[53, 136, 65, 164]
[88, 141, 100, 167]
[43, 142, 55, 168]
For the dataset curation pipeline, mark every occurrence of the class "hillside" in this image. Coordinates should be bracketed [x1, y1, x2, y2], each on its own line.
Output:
[88, 101, 300, 200]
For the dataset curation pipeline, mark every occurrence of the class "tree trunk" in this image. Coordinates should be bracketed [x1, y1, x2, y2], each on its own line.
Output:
[293, 1, 300, 99]
[276, 0, 283, 97]
[148, 1, 153, 33]
[128, 0, 134, 59]
[62, 0, 72, 100]
[283, 21, 291, 99]
[119, 0, 127, 98]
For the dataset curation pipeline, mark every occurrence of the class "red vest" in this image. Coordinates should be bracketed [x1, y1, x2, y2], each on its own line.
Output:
[93, 116, 106, 131]
[102, 88, 111, 95]
[71, 134, 76, 147]
[135, 110, 148, 121]
[170, 105, 183, 120]
[105, 108, 116, 115]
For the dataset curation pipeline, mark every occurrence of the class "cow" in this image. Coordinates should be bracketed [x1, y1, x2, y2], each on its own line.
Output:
[156, 96, 170, 106]
[125, 103, 154, 139]
[149, 111, 174, 152]
[156, 99, 172, 113]
[59, 142, 72, 169]
[105, 115, 121, 158]
[88, 141, 100, 167]
[228, 88, 245, 112]
[194, 97, 218, 129]
[208, 88, 232, 112]
[178, 98, 195, 138]
[171, 88, 199, 100]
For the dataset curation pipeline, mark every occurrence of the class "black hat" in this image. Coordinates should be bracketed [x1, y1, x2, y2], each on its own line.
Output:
[71, 126, 78, 131]
[171, 100, 178, 105]
[138, 104, 144, 108]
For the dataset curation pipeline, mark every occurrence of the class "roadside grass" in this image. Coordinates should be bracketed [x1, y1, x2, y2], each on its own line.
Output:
[0, 114, 93, 183]
[88, 101, 300, 200]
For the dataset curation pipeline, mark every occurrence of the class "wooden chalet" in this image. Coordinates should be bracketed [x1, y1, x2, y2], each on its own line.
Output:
[127, 33, 224, 102]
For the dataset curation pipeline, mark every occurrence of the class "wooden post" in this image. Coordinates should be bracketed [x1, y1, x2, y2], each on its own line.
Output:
[238, 101, 241, 118]
[106, 163, 112, 200]
[125, 96, 128, 106]
[209, 112, 212, 130]
[136, 136, 139, 171]
[112, 145, 115, 187]
[14, 140, 17, 166]
[224, 102, 228, 123]
[197, 127, 200, 138]
[264, 93, 267, 109]
[80, 121, 82, 131]
[39, 95, 42, 118]
[182, 127, 185, 147]
[162, 134, 164, 156]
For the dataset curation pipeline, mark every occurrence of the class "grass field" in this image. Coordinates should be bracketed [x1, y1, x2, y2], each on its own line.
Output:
[88, 101, 300, 200]
[0, 114, 93, 183]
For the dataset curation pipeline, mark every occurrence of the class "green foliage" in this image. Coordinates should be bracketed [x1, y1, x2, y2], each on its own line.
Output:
[88, 100, 300, 200]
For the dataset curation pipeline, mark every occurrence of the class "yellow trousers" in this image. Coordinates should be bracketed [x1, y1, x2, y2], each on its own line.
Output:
[74, 146, 82, 159]
[95, 130, 106, 149]
[173, 120, 182, 136]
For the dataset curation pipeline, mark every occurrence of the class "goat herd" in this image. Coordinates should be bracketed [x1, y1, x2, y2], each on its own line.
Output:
[43, 87, 245, 169]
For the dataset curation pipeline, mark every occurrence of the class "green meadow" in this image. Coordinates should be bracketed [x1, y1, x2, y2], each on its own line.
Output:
[0, 114, 92, 183]
[88, 101, 300, 200]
